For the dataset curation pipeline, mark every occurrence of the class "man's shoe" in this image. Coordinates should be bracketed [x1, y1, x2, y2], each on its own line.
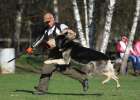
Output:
[33, 86, 46, 95]
[34, 86, 39, 90]
[33, 91, 46, 95]
[82, 79, 89, 92]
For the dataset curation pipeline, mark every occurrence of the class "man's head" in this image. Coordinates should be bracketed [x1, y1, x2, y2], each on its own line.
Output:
[43, 12, 55, 27]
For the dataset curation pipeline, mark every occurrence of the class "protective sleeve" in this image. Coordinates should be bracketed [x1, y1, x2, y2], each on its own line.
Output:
[32, 34, 45, 48]
[60, 24, 68, 31]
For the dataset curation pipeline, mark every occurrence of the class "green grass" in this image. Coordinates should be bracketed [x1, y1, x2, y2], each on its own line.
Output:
[0, 73, 140, 100]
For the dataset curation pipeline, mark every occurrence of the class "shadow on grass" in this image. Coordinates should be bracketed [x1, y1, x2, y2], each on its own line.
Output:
[47, 92, 103, 96]
[14, 90, 34, 94]
[14, 90, 103, 96]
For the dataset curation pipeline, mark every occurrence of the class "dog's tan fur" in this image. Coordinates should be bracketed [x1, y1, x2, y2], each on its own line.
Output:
[83, 60, 120, 88]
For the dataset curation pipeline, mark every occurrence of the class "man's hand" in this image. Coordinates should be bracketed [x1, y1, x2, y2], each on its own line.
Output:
[47, 38, 56, 48]
[26, 47, 33, 54]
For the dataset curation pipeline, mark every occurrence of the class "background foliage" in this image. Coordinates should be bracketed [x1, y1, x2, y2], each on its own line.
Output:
[0, 0, 139, 50]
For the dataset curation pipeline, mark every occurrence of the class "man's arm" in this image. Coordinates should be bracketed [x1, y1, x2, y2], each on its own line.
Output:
[26, 34, 46, 54]
[32, 34, 45, 48]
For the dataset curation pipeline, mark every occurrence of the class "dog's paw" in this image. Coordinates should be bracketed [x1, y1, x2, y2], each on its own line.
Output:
[117, 84, 121, 88]
[102, 81, 106, 84]
[44, 59, 66, 65]
[44, 60, 54, 64]
[57, 60, 65, 64]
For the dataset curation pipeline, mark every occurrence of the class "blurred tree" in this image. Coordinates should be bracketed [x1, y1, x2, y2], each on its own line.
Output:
[72, 0, 87, 47]
[53, 0, 59, 22]
[0, 0, 138, 53]
[84, 0, 89, 47]
[88, 0, 96, 48]
[121, 0, 140, 75]
[95, 0, 107, 50]
[14, 0, 24, 53]
[100, 0, 116, 53]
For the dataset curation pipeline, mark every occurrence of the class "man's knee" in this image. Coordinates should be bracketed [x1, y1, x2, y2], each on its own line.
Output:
[56, 64, 69, 72]
[40, 73, 52, 79]
[41, 64, 56, 74]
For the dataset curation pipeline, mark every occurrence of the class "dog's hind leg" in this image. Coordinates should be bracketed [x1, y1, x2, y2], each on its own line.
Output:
[111, 75, 120, 88]
[102, 72, 111, 84]
[102, 73, 120, 88]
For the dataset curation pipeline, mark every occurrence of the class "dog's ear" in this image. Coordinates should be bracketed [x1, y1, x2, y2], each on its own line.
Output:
[66, 30, 76, 40]
[62, 29, 76, 40]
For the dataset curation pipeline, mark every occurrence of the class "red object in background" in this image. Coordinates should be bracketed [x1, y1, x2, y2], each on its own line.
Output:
[26, 47, 33, 54]
[116, 42, 124, 53]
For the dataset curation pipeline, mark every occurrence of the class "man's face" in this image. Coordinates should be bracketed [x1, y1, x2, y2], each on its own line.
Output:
[43, 13, 55, 27]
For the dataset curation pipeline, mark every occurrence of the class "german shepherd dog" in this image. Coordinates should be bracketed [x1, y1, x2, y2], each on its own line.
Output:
[44, 34, 120, 88]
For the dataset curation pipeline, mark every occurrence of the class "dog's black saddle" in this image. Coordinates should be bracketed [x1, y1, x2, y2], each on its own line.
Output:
[55, 35, 110, 64]
[70, 45, 110, 64]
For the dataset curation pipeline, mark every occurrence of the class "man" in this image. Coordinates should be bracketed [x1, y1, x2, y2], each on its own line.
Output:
[26, 12, 88, 95]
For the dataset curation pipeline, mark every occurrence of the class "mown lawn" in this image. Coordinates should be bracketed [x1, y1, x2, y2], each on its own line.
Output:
[0, 73, 140, 100]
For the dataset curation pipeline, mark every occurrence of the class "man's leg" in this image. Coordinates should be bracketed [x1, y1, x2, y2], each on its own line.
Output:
[34, 64, 56, 94]
[58, 65, 89, 92]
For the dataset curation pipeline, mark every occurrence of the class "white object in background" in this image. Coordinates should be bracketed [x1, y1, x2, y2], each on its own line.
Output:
[0, 48, 15, 74]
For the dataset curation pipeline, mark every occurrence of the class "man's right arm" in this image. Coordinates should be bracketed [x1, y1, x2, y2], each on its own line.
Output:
[26, 34, 45, 54]
[32, 34, 45, 48]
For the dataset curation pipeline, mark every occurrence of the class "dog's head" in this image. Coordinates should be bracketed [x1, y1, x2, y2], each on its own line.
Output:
[62, 29, 77, 40]
[55, 30, 80, 51]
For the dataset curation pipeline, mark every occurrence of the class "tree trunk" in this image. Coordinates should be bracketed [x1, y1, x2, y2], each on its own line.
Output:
[53, 0, 59, 22]
[72, 0, 87, 47]
[84, 0, 89, 47]
[121, 0, 140, 75]
[100, 0, 116, 53]
[95, 2, 106, 50]
[88, 0, 95, 48]
[27, 20, 32, 46]
[14, 0, 24, 53]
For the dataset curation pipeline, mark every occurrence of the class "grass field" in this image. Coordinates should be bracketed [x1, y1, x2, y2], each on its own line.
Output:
[0, 73, 140, 100]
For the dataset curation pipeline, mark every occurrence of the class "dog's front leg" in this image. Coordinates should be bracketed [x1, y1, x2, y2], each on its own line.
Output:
[44, 59, 66, 64]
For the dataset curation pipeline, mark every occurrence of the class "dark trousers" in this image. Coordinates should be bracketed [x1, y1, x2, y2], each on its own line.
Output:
[35, 64, 87, 92]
